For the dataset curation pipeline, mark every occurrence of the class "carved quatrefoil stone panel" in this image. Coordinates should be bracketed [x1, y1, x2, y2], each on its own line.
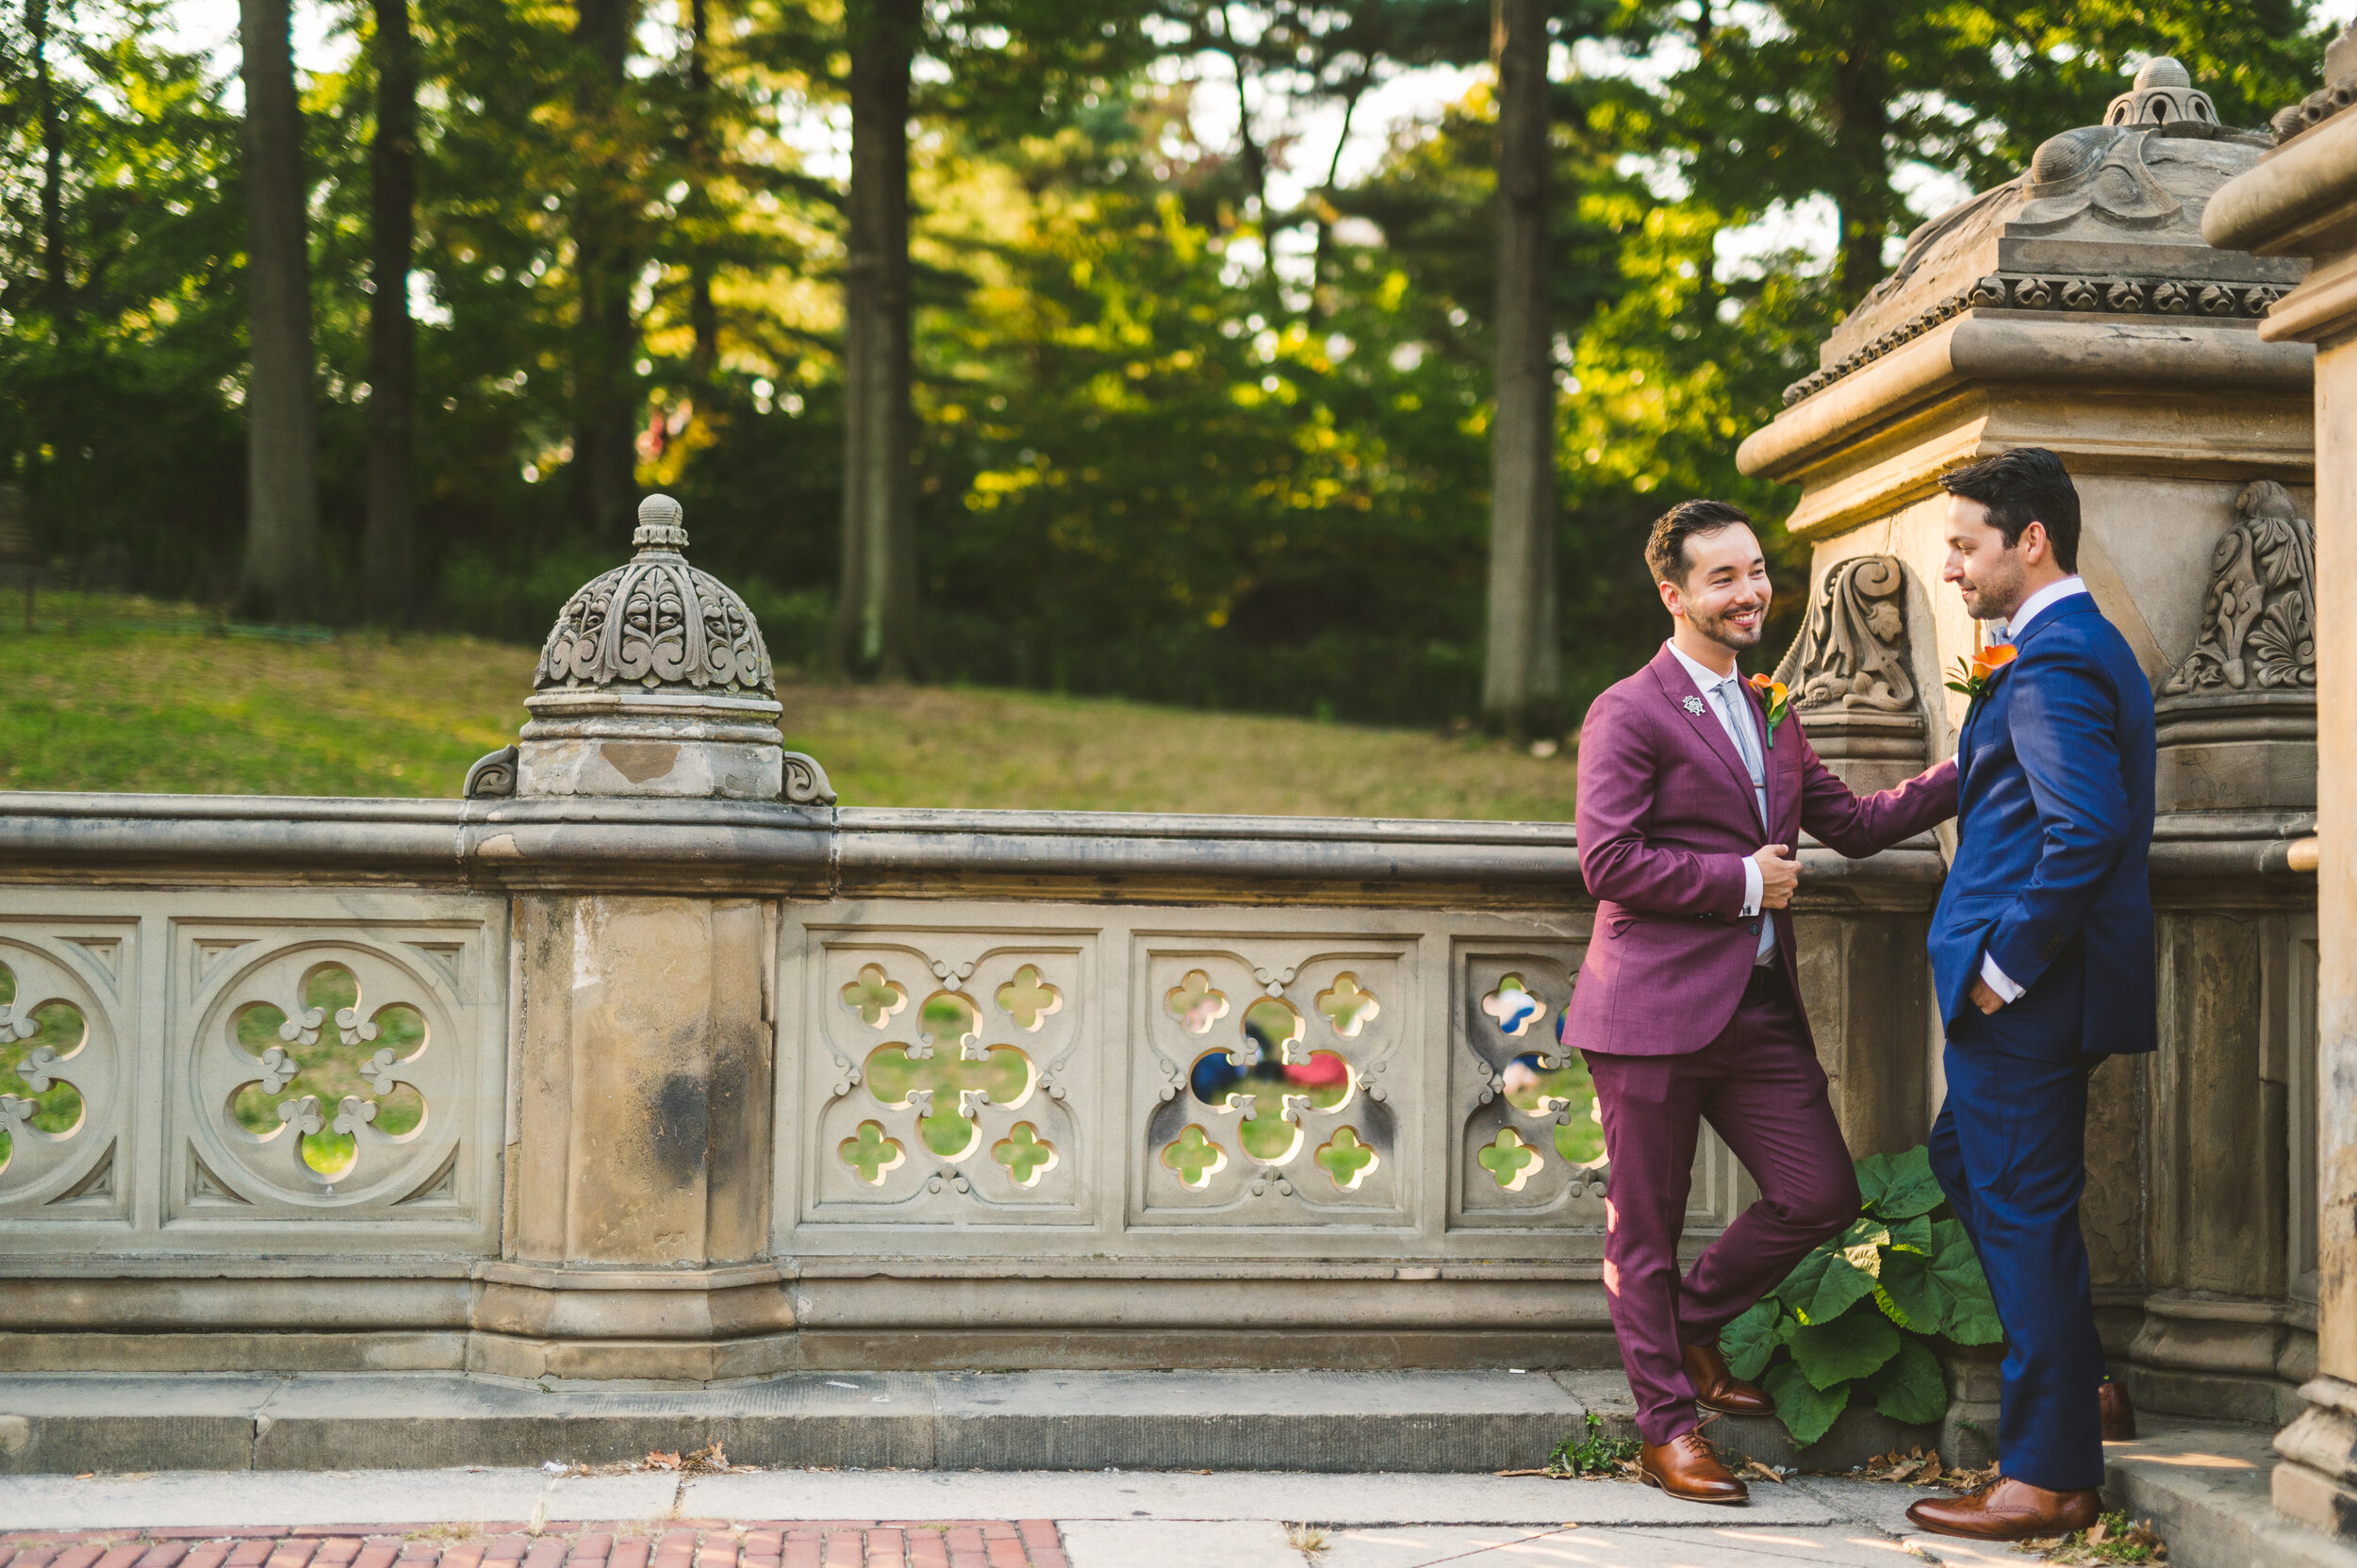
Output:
[1140, 948, 1407, 1218]
[0, 936, 124, 1214]
[810, 941, 1086, 1216]
[186, 941, 467, 1211]
[1455, 948, 1610, 1225]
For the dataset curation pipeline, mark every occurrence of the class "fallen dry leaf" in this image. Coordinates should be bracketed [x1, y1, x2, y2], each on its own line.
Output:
[1741, 1461, 1787, 1484]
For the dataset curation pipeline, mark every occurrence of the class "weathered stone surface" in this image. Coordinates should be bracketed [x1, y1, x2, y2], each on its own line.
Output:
[2151, 916, 2288, 1296]
[0, 1369, 1588, 1477]
[510, 894, 771, 1271]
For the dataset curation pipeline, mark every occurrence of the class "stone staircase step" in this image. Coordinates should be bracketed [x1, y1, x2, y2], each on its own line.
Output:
[2105, 1417, 2357, 1568]
[0, 1369, 1591, 1477]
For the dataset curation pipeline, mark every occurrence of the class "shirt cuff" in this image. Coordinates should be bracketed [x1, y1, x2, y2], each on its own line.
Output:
[1980, 951, 2024, 1003]
[1739, 855, 1763, 917]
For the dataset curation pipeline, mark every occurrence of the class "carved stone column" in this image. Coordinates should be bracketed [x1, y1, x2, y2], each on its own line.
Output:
[467, 496, 832, 1381]
[2209, 38, 2357, 1539]
[1777, 554, 1937, 1156]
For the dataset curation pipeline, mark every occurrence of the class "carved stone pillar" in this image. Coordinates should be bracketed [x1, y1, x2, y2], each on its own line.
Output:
[2209, 41, 2357, 1537]
[467, 496, 830, 1381]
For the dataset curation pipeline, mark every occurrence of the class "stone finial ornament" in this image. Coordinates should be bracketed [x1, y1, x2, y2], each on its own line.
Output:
[2103, 57, 2219, 131]
[2162, 481, 2317, 697]
[484, 494, 836, 804]
[534, 494, 772, 697]
[1783, 58, 2289, 409]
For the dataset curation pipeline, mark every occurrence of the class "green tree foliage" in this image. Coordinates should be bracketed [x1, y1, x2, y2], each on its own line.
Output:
[0, 0, 2332, 727]
[1663, 1, 2332, 305]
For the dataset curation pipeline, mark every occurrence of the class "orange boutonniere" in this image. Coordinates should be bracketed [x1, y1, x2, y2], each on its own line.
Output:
[1747, 674, 1790, 748]
[1945, 642, 2018, 703]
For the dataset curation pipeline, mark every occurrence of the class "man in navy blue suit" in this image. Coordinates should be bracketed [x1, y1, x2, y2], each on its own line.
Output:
[1905, 448, 2156, 1543]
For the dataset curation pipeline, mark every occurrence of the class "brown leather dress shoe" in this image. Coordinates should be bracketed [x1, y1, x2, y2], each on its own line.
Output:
[1906, 1477, 2102, 1540]
[1684, 1342, 1776, 1417]
[1639, 1430, 1749, 1505]
[2099, 1378, 2136, 1441]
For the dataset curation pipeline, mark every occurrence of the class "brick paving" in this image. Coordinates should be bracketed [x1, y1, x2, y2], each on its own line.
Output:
[0, 1527, 1066, 1568]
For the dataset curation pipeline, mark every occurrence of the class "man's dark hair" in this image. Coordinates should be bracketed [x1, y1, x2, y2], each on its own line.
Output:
[1645, 500, 1756, 586]
[1939, 447, 2081, 571]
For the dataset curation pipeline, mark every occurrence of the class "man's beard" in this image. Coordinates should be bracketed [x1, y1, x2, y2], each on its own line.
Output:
[1691, 600, 1767, 653]
[1959, 563, 2026, 622]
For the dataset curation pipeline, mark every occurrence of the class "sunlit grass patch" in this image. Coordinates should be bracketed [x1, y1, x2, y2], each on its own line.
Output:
[0, 594, 1580, 820]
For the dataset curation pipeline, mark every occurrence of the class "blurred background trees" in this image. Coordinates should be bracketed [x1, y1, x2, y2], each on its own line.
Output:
[0, 0, 2332, 727]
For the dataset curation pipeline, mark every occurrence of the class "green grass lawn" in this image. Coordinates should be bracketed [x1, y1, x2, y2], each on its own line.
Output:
[0, 593, 1578, 819]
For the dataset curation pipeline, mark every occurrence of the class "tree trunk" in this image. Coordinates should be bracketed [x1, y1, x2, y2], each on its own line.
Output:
[1829, 17, 1893, 306]
[364, 0, 419, 624]
[235, 0, 322, 622]
[29, 0, 68, 324]
[830, 0, 922, 680]
[1305, 76, 1366, 324]
[571, 0, 638, 542]
[1479, 0, 1559, 739]
[686, 0, 719, 386]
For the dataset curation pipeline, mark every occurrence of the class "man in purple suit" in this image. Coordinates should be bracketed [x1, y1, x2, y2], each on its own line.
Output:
[1562, 501, 1958, 1504]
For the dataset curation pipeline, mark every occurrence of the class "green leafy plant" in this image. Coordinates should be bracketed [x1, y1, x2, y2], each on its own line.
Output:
[1719, 1146, 2002, 1446]
[1547, 1411, 1641, 1477]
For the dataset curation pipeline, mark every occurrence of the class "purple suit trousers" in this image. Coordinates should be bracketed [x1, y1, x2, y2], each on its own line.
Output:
[1564, 645, 1958, 1444]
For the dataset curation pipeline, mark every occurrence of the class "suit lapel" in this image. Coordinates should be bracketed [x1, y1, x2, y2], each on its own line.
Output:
[1746, 679, 1796, 840]
[1647, 648, 1767, 834]
[1957, 595, 2091, 782]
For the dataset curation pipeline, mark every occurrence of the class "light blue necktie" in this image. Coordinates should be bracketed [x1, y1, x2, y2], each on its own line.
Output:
[1713, 682, 1778, 965]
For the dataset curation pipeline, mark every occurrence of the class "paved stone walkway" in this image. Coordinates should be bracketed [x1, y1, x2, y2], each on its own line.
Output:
[0, 1527, 1068, 1568]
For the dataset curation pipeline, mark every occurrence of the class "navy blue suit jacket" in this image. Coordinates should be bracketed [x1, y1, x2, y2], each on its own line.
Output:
[1930, 593, 2156, 1060]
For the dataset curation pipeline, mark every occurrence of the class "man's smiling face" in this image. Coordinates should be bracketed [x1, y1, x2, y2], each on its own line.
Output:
[1661, 522, 1772, 654]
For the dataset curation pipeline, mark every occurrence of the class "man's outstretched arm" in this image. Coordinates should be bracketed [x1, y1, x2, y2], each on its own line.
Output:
[1795, 718, 1959, 859]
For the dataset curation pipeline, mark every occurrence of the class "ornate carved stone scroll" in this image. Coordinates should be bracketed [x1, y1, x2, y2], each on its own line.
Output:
[1781, 555, 1919, 715]
[1772, 555, 1929, 790]
[2154, 482, 2318, 813]
[2162, 481, 2317, 698]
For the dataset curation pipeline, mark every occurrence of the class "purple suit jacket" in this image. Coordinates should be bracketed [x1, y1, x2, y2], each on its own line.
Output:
[1560, 644, 1959, 1058]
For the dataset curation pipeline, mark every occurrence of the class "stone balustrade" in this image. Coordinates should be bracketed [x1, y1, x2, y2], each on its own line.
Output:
[0, 790, 1975, 1381]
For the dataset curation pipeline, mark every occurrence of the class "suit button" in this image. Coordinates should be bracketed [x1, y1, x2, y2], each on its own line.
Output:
[1748, 922, 1761, 935]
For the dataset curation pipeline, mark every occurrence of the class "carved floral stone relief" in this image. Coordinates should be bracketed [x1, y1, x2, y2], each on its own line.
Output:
[0, 935, 123, 1214]
[1773, 555, 1918, 715]
[2161, 480, 2318, 698]
[1456, 949, 1607, 1223]
[1139, 946, 1407, 1217]
[813, 941, 1084, 1213]
[184, 937, 471, 1213]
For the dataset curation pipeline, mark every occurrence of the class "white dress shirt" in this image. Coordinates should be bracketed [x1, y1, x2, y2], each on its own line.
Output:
[1973, 576, 2088, 1003]
[1666, 641, 1778, 965]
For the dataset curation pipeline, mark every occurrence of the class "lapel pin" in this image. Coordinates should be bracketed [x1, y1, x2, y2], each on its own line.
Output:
[1681, 696, 1706, 716]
